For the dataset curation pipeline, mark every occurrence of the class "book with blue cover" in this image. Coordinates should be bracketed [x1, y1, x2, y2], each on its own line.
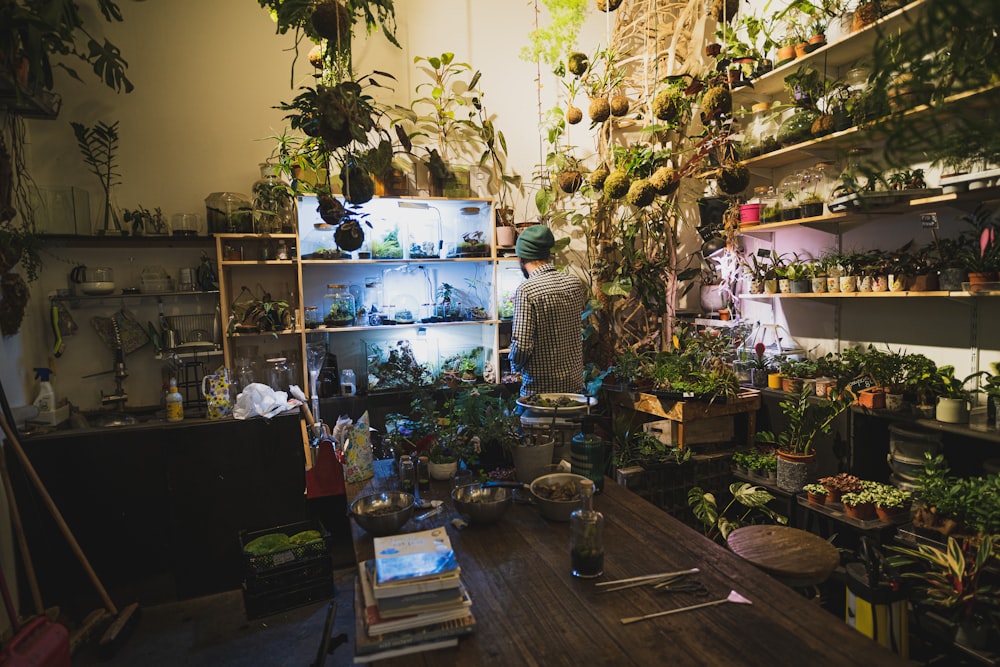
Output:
[373, 527, 459, 587]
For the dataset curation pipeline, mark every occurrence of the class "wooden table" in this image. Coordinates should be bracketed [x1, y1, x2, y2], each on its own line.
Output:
[606, 388, 761, 449]
[347, 460, 908, 665]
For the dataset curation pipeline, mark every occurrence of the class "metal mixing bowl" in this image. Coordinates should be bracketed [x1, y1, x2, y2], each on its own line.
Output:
[349, 491, 415, 536]
[529, 473, 588, 522]
[451, 484, 512, 524]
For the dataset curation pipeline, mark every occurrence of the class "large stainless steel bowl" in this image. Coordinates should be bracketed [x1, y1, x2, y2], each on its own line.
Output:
[349, 491, 415, 536]
[529, 473, 588, 522]
[451, 484, 512, 524]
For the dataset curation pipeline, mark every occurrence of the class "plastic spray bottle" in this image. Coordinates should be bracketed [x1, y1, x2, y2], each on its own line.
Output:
[33, 368, 56, 413]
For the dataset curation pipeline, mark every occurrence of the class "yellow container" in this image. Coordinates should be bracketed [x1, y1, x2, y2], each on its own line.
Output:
[767, 372, 784, 389]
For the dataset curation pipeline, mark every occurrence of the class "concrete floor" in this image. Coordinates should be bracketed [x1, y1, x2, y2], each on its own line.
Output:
[73, 567, 357, 667]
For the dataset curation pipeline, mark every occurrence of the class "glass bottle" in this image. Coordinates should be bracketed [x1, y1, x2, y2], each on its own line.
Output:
[304, 305, 320, 329]
[265, 357, 291, 393]
[570, 479, 604, 578]
[324, 284, 356, 327]
[398, 455, 416, 494]
[416, 455, 430, 494]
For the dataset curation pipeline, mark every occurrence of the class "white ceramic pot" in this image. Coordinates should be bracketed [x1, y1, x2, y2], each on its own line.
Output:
[496, 226, 517, 247]
[810, 277, 827, 293]
[428, 460, 458, 481]
[839, 275, 858, 293]
[826, 276, 841, 293]
[871, 275, 887, 292]
[858, 275, 873, 292]
[935, 397, 969, 424]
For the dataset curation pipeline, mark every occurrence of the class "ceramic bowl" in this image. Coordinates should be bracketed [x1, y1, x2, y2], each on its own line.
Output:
[349, 491, 415, 536]
[79, 281, 116, 295]
[529, 472, 588, 522]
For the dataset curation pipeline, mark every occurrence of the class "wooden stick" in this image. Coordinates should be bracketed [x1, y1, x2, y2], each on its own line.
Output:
[595, 567, 699, 587]
[0, 449, 43, 615]
[0, 413, 118, 615]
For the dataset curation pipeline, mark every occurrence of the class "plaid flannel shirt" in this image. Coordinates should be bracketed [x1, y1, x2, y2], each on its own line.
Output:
[509, 263, 586, 396]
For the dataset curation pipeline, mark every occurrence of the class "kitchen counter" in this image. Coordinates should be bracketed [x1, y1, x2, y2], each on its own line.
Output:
[346, 461, 909, 665]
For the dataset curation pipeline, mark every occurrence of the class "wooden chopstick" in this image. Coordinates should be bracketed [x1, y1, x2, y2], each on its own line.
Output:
[595, 567, 699, 587]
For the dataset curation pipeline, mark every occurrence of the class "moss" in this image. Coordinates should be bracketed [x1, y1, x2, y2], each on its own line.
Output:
[589, 165, 610, 190]
[649, 166, 678, 195]
[589, 97, 611, 123]
[625, 179, 657, 207]
[603, 169, 631, 199]
[702, 86, 732, 116]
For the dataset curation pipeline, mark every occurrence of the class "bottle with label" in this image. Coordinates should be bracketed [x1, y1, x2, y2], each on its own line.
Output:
[32, 367, 56, 413]
[570, 478, 604, 578]
[416, 455, 430, 494]
[166, 378, 184, 422]
[398, 455, 415, 494]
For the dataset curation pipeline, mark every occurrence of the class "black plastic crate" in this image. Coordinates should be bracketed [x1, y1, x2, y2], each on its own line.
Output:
[242, 576, 334, 619]
[239, 520, 332, 575]
[244, 552, 333, 596]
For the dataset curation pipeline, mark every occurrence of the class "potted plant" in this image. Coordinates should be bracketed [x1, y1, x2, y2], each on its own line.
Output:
[888, 534, 999, 650]
[818, 472, 864, 504]
[746, 341, 774, 388]
[427, 441, 460, 481]
[841, 489, 876, 520]
[870, 484, 912, 522]
[755, 384, 853, 492]
[959, 205, 1000, 284]
[802, 483, 830, 505]
[932, 365, 985, 424]
[688, 482, 787, 543]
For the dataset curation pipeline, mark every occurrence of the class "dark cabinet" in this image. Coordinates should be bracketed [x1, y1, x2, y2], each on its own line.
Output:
[7, 415, 306, 612]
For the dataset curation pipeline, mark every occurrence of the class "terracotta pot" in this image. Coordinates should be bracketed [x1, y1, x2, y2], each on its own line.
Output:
[827, 487, 843, 504]
[777, 45, 796, 64]
[876, 503, 911, 523]
[910, 273, 939, 292]
[967, 271, 998, 284]
[807, 492, 827, 505]
[794, 42, 809, 58]
[858, 387, 886, 410]
[808, 33, 826, 47]
[845, 502, 876, 520]
[781, 377, 804, 393]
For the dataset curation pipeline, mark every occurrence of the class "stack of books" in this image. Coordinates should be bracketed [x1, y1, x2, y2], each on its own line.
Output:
[355, 527, 476, 662]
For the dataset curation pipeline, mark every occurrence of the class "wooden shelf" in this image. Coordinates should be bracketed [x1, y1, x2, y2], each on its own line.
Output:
[0, 71, 61, 119]
[304, 319, 497, 334]
[740, 290, 974, 300]
[40, 234, 214, 249]
[733, 0, 932, 105]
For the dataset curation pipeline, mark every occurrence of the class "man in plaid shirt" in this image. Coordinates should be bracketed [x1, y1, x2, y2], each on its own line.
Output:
[509, 225, 587, 397]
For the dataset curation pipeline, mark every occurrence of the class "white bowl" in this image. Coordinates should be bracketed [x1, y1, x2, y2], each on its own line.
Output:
[79, 281, 116, 295]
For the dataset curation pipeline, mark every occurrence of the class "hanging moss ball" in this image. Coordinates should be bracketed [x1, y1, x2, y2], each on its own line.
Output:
[308, 45, 325, 70]
[625, 179, 657, 207]
[649, 166, 678, 195]
[558, 170, 584, 194]
[811, 113, 835, 137]
[610, 95, 630, 117]
[596, 0, 623, 11]
[317, 194, 346, 226]
[589, 165, 610, 190]
[652, 90, 680, 122]
[340, 164, 374, 205]
[702, 86, 732, 116]
[718, 164, 750, 195]
[566, 106, 583, 124]
[334, 217, 365, 252]
[603, 169, 631, 200]
[589, 98, 611, 123]
[311, 1, 352, 46]
[568, 52, 589, 76]
[709, 0, 739, 22]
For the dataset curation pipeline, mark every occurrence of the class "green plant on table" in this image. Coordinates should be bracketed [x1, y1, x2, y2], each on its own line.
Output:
[688, 482, 788, 543]
[915, 453, 1000, 536]
[612, 430, 690, 469]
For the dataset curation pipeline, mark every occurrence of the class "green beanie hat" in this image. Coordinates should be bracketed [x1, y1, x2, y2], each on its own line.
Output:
[515, 224, 555, 260]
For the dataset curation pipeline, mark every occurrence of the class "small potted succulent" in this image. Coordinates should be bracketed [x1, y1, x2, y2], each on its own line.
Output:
[802, 483, 830, 505]
[841, 489, 876, 520]
[870, 484, 912, 522]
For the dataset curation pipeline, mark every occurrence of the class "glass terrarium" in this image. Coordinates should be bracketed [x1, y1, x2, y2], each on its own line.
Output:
[778, 171, 805, 220]
[438, 345, 486, 385]
[400, 201, 443, 259]
[364, 337, 437, 393]
[382, 264, 432, 323]
[496, 263, 524, 320]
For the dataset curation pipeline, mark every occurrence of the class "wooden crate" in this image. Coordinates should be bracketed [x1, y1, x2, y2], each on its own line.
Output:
[642, 416, 735, 446]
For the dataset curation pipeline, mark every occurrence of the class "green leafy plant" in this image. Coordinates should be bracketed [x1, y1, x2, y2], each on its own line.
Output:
[71, 120, 123, 235]
[688, 482, 788, 542]
[755, 384, 852, 455]
[612, 430, 690, 469]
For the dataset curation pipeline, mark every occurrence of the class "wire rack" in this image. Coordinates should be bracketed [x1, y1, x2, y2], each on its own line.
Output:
[166, 313, 218, 345]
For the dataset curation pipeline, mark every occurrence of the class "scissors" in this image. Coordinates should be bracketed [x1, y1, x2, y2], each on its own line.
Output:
[654, 578, 709, 597]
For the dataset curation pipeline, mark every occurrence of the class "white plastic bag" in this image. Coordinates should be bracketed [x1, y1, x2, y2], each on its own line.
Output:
[232, 382, 292, 420]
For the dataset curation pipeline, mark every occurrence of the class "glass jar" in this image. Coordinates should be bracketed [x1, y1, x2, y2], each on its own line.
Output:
[776, 107, 818, 148]
[416, 455, 430, 493]
[251, 163, 296, 234]
[304, 305, 320, 329]
[265, 357, 291, 393]
[570, 478, 604, 578]
[398, 455, 416, 494]
[799, 165, 826, 218]
[760, 186, 780, 223]
[205, 192, 252, 233]
[323, 284, 356, 327]
[778, 171, 805, 220]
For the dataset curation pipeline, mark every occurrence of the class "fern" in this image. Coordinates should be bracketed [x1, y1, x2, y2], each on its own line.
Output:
[70, 120, 122, 233]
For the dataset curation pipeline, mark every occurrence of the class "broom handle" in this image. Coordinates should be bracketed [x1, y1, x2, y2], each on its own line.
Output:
[0, 413, 119, 615]
[0, 452, 44, 615]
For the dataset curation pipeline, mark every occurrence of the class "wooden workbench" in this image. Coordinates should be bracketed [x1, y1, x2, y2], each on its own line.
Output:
[345, 460, 907, 665]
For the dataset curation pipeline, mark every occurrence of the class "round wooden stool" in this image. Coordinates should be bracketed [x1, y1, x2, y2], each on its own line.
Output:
[727, 525, 839, 588]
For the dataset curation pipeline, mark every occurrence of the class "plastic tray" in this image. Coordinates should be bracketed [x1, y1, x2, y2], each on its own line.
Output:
[239, 520, 332, 575]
